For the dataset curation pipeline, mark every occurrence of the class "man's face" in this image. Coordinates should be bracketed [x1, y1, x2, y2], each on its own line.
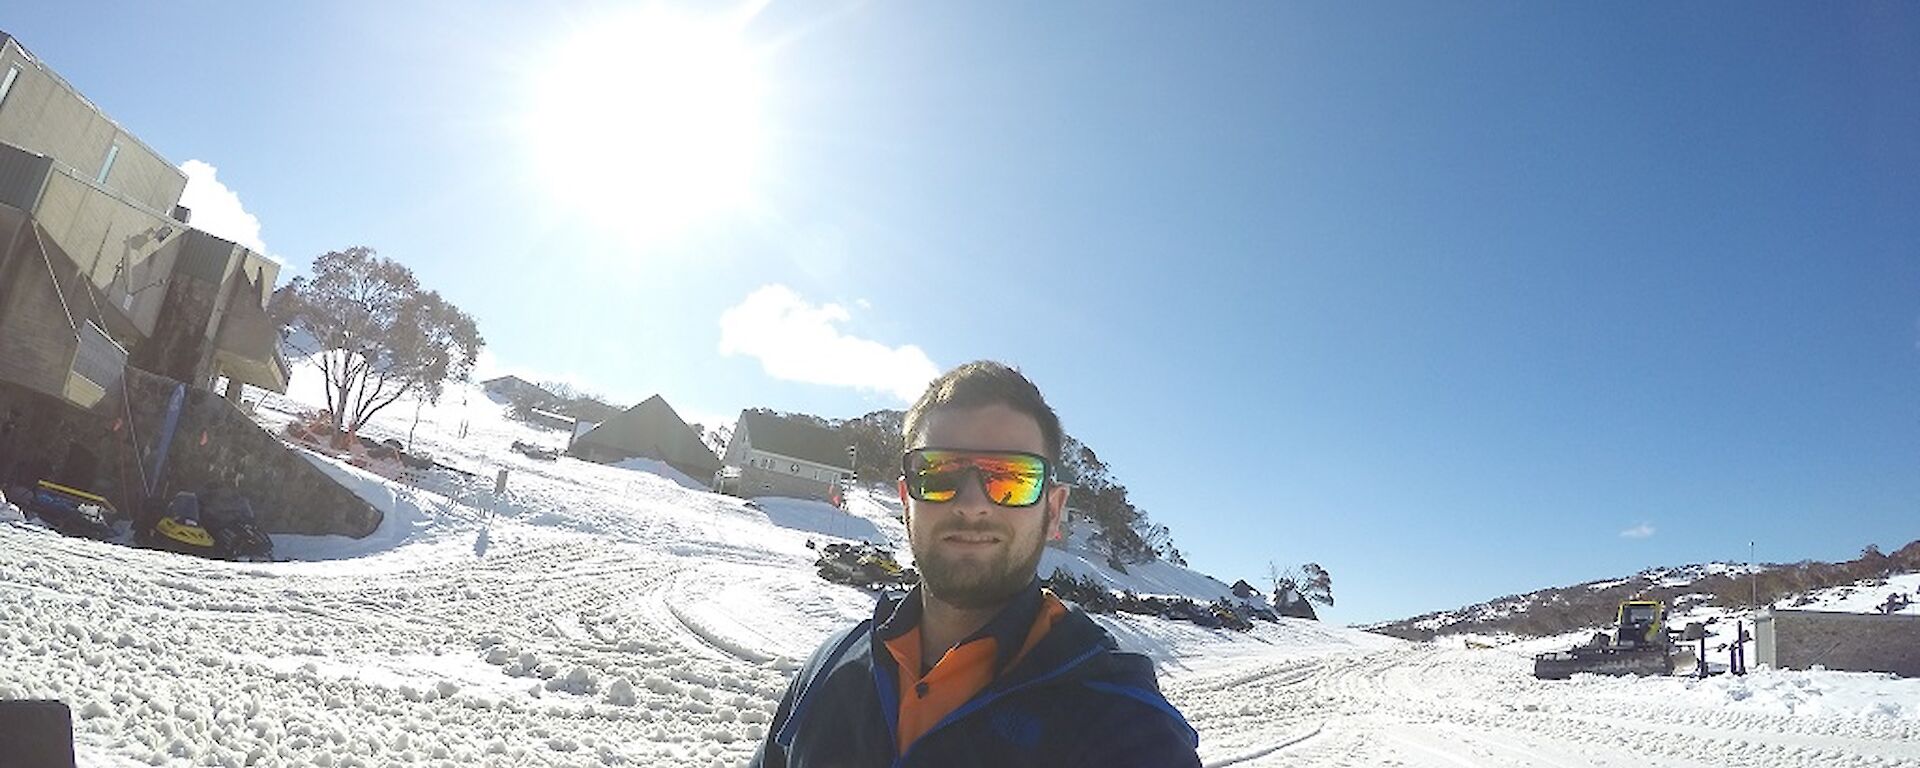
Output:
[899, 403, 1068, 611]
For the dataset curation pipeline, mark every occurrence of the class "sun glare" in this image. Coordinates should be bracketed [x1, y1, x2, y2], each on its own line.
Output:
[525, 8, 764, 241]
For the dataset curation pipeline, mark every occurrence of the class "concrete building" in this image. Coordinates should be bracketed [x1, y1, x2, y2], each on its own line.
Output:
[716, 411, 853, 502]
[0, 30, 372, 536]
[0, 31, 286, 409]
[1754, 608, 1920, 677]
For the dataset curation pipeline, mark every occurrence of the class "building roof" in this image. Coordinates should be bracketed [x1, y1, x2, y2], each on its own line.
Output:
[573, 395, 721, 476]
[482, 375, 556, 402]
[738, 411, 853, 471]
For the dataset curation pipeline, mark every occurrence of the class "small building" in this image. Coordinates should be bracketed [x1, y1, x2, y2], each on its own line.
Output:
[567, 395, 721, 481]
[481, 375, 555, 405]
[526, 407, 575, 433]
[716, 410, 853, 502]
[1754, 608, 1920, 677]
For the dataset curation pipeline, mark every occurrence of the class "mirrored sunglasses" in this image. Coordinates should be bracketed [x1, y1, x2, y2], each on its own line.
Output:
[901, 448, 1052, 508]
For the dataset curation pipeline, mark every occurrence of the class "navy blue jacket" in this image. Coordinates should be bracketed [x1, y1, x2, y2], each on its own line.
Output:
[749, 586, 1201, 768]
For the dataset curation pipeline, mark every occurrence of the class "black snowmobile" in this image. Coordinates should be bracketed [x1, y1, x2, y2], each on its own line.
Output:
[201, 489, 274, 561]
[811, 541, 917, 591]
[511, 440, 560, 461]
[23, 481, 118, 540]
[138, 490, 274, 561]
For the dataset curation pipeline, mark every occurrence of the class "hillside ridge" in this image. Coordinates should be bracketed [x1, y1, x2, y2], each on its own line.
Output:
[1368, 540, 1920, 641]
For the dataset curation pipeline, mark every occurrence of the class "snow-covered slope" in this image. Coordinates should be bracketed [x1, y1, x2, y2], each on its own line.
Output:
[3, 369, 1916, 767]
[1373, 558, 1920, 642]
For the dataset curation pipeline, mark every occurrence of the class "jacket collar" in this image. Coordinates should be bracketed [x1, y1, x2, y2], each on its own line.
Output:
[875, 579, 1045, 677]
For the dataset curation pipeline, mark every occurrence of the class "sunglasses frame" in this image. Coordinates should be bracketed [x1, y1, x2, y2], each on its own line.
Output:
[900, 447, 1055, 508]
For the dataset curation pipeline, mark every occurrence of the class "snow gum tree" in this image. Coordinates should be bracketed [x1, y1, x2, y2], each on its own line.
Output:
[1269, 561, 1335, 611]
[270, 247, 484, 436]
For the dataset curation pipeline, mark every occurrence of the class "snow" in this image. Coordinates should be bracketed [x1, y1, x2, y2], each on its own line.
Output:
[3, 367, 1917, 767]
[1787, 572, 1920, 615]
[611, 457, 707, 491]
[0, 489, 22, 523]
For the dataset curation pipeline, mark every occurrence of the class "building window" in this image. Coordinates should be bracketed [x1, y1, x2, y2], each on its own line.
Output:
[0, 66, 18, 111]
[96, 143, 120, 184]
[790, 462, 800, 474]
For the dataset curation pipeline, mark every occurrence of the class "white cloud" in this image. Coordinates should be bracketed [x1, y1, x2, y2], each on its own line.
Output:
[178, 160, 267, 254]
[718, 284, 938, 403]
[1620, 523, 1656, 539]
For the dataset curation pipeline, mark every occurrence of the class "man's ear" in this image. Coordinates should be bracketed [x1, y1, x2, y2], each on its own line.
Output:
[1045, 483, 1069, 541]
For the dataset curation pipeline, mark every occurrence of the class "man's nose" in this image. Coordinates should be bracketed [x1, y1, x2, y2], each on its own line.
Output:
[947, 469, 994, 515]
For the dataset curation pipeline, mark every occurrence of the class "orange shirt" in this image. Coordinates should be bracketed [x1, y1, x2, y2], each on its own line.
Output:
[880, 588, 1069, 756]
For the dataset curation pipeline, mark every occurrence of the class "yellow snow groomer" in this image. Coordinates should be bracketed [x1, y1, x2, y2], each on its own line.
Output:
[1532, 600, 1675, 679]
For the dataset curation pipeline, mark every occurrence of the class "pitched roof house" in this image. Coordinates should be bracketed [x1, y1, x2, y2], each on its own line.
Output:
[567, 395, 720, 481]
[717, 411, 853, 502]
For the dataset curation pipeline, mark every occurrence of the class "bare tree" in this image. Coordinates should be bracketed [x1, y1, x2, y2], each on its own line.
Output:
[704, 424, 733, 458]
[271, 247, 483, 435]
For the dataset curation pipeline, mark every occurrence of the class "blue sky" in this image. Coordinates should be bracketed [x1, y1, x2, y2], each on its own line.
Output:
[10, 2, 1917, 624]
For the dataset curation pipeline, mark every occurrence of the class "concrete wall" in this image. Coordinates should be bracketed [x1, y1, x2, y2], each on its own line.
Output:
[130, 230, 267, 389]
[30, 166, 183, 336]
[1755, 609, 1920, 677]
[0, 205, 88, 398]
[0, 37, 185, 214]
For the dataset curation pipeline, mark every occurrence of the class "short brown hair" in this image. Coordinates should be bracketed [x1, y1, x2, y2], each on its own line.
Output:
[903, 361, 1063, 463]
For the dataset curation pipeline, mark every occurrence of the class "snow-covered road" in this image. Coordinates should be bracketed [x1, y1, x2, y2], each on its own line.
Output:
[5, 378, 1915, 767]
[8, 515, 1918, 768]
[1174, 642, 1920, 767]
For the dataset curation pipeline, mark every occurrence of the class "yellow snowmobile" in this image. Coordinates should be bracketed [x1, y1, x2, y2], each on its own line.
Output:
[138, 491, 274, 561]
[140, 492, 219, 557]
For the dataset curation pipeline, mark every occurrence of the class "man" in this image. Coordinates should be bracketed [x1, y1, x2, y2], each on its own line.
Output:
[751, 361, 1200, 767]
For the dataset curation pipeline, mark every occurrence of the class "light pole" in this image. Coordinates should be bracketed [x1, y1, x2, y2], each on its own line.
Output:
[1749, 540, 1758, 611]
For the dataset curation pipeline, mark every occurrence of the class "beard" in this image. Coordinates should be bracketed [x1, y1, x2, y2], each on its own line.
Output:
[911, 518, 1047, 611]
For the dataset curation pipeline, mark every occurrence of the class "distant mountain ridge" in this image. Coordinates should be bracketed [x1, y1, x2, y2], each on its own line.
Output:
[1366, 539, 1920, 641]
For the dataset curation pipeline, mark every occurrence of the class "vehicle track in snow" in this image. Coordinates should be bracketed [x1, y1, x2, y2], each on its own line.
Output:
[1173, 643, 1920, 768]
[0, 523, 793, 766]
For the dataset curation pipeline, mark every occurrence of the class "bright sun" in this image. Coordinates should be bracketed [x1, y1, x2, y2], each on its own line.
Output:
[525, 8, 763, 240]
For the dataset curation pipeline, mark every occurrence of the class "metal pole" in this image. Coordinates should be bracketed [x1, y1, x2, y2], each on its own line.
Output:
[1749, 540, 1757, 611]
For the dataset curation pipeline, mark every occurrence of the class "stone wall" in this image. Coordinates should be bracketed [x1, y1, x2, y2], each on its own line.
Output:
[1756, 609, 1920, 677]
[118, 367, 381, 537]
[0, 368, 380, 537]
[0, 377, 120, 499]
